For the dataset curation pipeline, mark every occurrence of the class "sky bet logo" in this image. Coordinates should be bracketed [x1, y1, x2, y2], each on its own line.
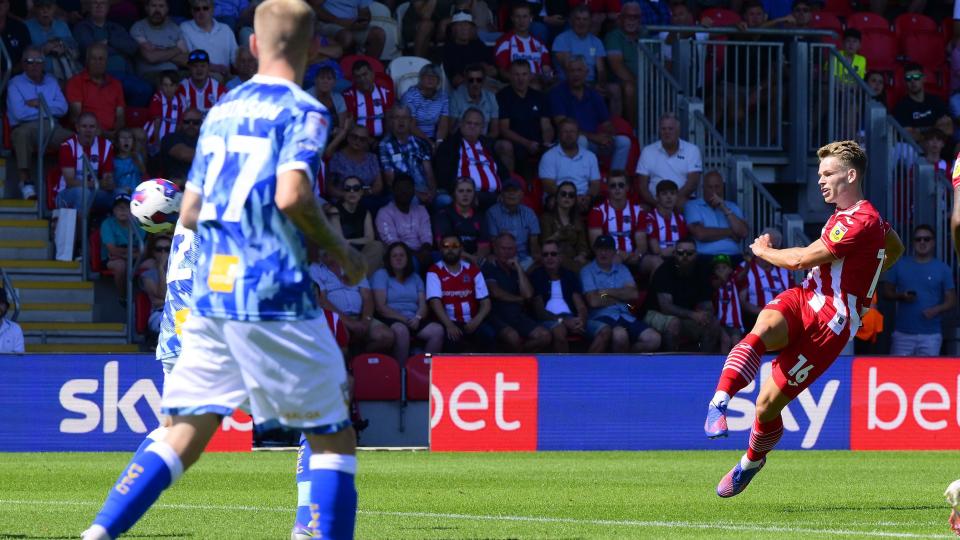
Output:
[59, 361, 161, 434]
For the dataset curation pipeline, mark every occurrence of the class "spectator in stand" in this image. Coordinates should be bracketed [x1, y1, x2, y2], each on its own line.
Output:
[485, 178, 541, 270]
[427, 234, 496, 351]
[177, 49, 226, 115]
[214, 0, 255, 30]
[375, 174, 434, 271]
[581, 234, 662, 353]
[550, 56, 629, 172]
[494, 3, 554, 86]
[540, 180, 590, 271]
[530, 239, 607, 352]
[100, 193, 145, 300]
[587, 171, 652, 274]
[138, 233, 171, 334]
[736, 227, 790, 328]
[327, 175, 385, 274]
[226, 46, 257, 90]
[112, 128, 145, 194]
[441, 12, 496, 87]
[894, 62, 953, 140]
[635, 0, 670, 25]
[531, 0, 569, 45]
[400, 64, 450, 144]
[454, 0, 497, 42]
[0, 0, 31, 69]
[605, 1, 642, 127]
[920, 128, 949, 179]
[372, 242, 445, 361]
[684, 170, 748, 261]
[835, 29, 866, 82]
[343, 60, 394, 138]
[26, 0, 80, 82]
[636, 112, 703, 207]
[645, 238, 719, 352]
[67, 43, 126, 140]
[57, 112, 115, 212]
[73, 0, 151, 106]
[7, 45, 72, 200]
[129, 0, 189, 82]
[312, 0, 386, 59]
[710, 254, 744, 355]
[643, 179, 689, 263]
[328, 124, 386, 210]
[496, 59, 554, 178]
[403, 0, 456, 58]
[180, 0, 237, 81]
[881, 224, 956, 356]
[538, 118, 600, 205]
[552, 5, 607, 85]
[379, 105, 439, 207]
[0, 288, 25, 354]
[144, 71, 183, 156]
[161, 107, 202, 183]
[435, 107, 506, 210]
[483, 232, 554, 352]
[311, 253, 395, 354]
[450, 63, 499, 138]
[866, 70, 888, 107]
[311, 65, 348, 145]
[433, 177, 490, 265]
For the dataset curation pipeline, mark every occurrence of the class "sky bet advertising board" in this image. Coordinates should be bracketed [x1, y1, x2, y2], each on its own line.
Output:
[0, 355, 251, 452]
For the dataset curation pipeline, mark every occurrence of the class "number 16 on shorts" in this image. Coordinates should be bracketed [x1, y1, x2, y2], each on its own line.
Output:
[786, 354, 814, 387]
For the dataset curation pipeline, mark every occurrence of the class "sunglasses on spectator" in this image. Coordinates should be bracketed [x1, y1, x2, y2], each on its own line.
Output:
[905, 73, 923, 81]
[344, 184, 363, 192]
[914, 236, 933, 242]
[675, 250, 696, 257]
[608, 182, 626, 189]
[24, 57, 44, 64]
[558, 190, 576, 198]
[182, 119, 202, 125]
[442, 242, 461, 249]
[468, 77, 484, 83]
[542, 251, 559, 257]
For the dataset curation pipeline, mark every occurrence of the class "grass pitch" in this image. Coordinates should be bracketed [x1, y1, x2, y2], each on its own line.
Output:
[0, 450, 956, 539]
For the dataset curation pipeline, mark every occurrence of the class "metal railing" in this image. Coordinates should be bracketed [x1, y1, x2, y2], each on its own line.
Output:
[0, 267, 20, 322]
[689, 108, 732, 184]
[734, 159, 782, 239]
[808, 44, 874, 152]
[79, 155, 99, 281]
[35, 94, 57, 218]
[783, 213, 813, 284]
[636, 40, 684, 146]
[882, 117, 936, 244]
[935, 180, 960, 291]
[126, 220, 144, 343]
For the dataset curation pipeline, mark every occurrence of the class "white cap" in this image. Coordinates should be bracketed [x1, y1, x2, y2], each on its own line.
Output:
[451, 11, 475, 24]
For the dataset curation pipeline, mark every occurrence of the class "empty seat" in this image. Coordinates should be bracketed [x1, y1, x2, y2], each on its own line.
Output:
[809, 11, 843, 37]
[351, 353, 402, 400]
[405, 353, 430, 401]
[388, 55, 431, 96]
[859, 31, 898, 72]
[894, 13, 937, 43]
[822, 0, 853, 18]
[901, 33, 947, 70]
[846, 12, 892, 34]
[135, 291, 151, 335]
[700, 7, 740, 27]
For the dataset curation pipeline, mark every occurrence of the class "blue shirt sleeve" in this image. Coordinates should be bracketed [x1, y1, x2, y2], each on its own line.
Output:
[580, 266, 598, 293]
[277, 105, 328, 184]
[371, 268, 387, 290]
[526, 207, 541, 235]
[684, 200, 705, 225]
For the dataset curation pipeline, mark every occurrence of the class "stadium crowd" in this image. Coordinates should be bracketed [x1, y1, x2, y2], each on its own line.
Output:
[1, 0, 958, 359]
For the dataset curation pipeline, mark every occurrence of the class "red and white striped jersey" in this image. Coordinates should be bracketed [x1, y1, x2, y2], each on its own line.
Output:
[714, 277, 743, 331]
[144, 91, 183, 146]
[322, 308, 349, 349]
[587, 200, 644, 252]
[343, 84, 394, 138]
[176, 77, 225, 114]
[426, 260, 489, 324]
[801, 199, 889, 335]
[642, 209, 688, 249]
[458, 139, 500, 192]
[57, 135, 114, 193]
[737, 259, 791, 308]
[494, 32, 550, 74]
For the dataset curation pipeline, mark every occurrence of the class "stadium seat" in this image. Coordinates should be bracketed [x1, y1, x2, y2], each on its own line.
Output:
[405, 353, 430, 401]
[941, 17, 954, 42]
[901, 33, 947, 70]
[809, 12, 843, 45]
[45, 165, 60, 211]
[135, 290, 150, 335]
[88, 228, 112, 276]
[859, 31, 898, 72]
[388, 56, 431, 96]
[369, 1, 401, 60]
[894, 13, 937, 43]
[351, 353, 402, 400]
[340, 54, 386, 81]
[700, 8, 740, 27]
[821, 0, 853, 18]
[396, 1, 409, 29]
[846, 12, 892, 34]
[124, 107, 150, 129]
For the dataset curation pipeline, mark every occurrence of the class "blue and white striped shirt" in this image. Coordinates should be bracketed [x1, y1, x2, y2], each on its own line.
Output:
[400, 86, 449, 139]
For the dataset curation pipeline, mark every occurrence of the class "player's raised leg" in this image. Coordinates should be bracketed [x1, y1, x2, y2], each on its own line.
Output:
[705, 308, 790, 438]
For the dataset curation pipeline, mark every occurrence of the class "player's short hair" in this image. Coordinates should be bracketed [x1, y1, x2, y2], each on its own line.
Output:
[656, 179, 679, 195]
[541, 239, 560, 253]
[817, 140, 867, 180]
[253, 0, 314, 64]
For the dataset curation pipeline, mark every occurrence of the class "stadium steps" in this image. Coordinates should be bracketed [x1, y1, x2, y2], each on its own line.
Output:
[0, 199, 40, 220]
[20, 322, 128, 345]
[18, 302, 94, 322]
[0, 239, 49, 259]
[11, 280, 94, 304]
[25, 343, 139, 353]
[0, 218, 49, 242]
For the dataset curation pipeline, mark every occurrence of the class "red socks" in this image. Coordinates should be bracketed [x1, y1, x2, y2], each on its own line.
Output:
[716, 333, 766, 396]
[746, 416, 784, 461]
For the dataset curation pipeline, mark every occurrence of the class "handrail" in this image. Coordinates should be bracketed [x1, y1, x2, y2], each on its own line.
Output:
[35, 94, 56, 219]
[647, 25, 838, 38]
[125, 220, 143, 343]
[637, 40, 685, 92]
[886, 116, 923, 154]
[826, 47, 874, 95]
[745, 168, 782, 212]
[79, 154, 99, 282]
[0, 37, 12, 100]
[0, 267, 20, 322]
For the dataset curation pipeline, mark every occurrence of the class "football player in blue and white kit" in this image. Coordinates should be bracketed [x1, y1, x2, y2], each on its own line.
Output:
[82, 0, 367, 538]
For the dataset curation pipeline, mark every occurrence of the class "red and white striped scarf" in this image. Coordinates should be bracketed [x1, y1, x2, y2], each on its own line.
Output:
[458, 139, 500, 192]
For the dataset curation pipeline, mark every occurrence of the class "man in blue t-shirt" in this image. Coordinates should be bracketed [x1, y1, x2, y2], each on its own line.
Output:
[880, 224, 956, 356]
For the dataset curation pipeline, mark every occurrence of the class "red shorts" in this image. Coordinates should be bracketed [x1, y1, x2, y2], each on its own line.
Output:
[762, 287, 851, 398]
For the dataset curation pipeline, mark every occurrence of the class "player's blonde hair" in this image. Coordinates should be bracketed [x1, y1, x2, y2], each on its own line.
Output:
[253, 0, 314, 63]
[817, 140, 867, 180]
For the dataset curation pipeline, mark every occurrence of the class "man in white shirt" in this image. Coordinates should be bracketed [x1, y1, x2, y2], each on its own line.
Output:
[0, 290, 24, 354]
[179, 0, 237, 80]
[636, 112, 703, 207]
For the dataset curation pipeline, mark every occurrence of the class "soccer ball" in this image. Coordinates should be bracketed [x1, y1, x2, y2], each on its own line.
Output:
[131, 178, 182, 233]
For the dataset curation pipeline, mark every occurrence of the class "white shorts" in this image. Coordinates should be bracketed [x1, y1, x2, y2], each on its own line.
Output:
[161, 315, 350, 434]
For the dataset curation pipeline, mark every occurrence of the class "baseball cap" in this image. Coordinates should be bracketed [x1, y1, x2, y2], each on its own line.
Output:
[113, 193, 131, 207]
[593, 235, 616, 251]
[451, 11, 475, 24]
[187, 49, 210, 64]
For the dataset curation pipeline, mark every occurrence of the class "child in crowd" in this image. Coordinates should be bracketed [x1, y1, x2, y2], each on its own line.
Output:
[113, 128, 145, 194]
[144, 71, 183, 156]
[711, 254, 743, 355]
[99, 194, 146, 303]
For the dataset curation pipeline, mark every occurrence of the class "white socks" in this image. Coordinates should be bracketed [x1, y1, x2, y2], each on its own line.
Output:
[712, 391, 731, 409]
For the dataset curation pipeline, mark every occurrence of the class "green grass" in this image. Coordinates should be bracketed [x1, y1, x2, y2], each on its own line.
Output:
[0, 450, 956, 539]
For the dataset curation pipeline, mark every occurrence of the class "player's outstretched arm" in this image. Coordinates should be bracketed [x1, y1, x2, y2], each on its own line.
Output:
[276, 169, 367, 285]
[881, 227, 904, 272]
[750, 234, 835, 271]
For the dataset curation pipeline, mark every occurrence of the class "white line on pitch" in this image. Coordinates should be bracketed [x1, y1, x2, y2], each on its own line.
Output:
[0, 499, 949, 538]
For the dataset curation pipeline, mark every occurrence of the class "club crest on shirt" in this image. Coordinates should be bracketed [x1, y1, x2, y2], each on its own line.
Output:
[829, 222, 848, 243]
